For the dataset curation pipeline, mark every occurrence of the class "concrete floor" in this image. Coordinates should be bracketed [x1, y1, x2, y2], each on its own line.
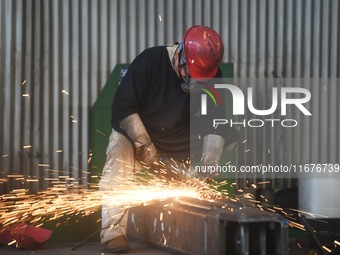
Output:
[0, 241, 174, 255]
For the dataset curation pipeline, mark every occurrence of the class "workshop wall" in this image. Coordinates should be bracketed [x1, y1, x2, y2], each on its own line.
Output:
[0, 0, 339, 193]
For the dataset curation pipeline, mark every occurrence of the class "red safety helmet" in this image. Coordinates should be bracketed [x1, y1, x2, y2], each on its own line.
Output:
[182, 25, 224, 79]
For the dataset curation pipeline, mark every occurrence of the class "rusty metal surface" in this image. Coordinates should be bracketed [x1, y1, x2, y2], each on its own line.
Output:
[127, 197, 289, 255]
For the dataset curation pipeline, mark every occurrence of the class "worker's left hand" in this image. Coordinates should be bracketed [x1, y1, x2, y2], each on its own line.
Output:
[202, 134, 225, 166]
[136, 142, 158, 166]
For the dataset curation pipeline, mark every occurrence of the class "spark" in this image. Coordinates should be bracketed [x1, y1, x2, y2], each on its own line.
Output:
[249, 199, 260, 203]
[244, 149, 250, 153]
[0, 172, 222, 228]
[8, 240, 16, 246]
[1, 159, 337, 251]
[288, 221, 305, 231]
[44, 178, 59, 181]
[23, 145, 32, 149]
[158, 15, 162, 22]
[257, 181, 270, 185]
[22, 80, 27, 86]
[22, 93, 30, 98]
[96, 130, 107, 136]
[61, 90, 69, 95]
[289, 208, 328, 219]
[242, 139, 247, 143]
[26, 179, 39, 182]
[7, 174, 24, 178]
[70, 115, 77, 123]
[162, 233, 167, 245]
[56, 150, 62, 153]
[2, 154, 8, 158]
[38, 164, 50, 167]
[322, 245, 332, 253]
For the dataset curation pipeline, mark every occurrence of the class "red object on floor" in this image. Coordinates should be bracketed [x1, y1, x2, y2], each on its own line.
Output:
[0, 223, 52, 250]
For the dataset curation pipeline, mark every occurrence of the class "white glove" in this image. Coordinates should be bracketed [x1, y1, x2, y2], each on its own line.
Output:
[202, 134, 225, 166]
[135, 142, 158, 166]
[120, 113, 158, 166]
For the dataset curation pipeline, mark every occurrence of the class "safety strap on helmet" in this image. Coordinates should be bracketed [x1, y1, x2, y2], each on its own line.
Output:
[176, 42, 190, 82]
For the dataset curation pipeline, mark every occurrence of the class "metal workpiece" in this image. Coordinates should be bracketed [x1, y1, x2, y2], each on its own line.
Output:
[127, 197, 289, 255]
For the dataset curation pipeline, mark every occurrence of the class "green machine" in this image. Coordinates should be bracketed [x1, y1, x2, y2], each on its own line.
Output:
[90, 63, 235, 178]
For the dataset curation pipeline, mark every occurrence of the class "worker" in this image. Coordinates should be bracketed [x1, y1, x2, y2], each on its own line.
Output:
[98, 25, 238, 253]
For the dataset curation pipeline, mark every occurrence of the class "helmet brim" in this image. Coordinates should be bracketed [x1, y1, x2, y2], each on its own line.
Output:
[187, 66, 218, 80]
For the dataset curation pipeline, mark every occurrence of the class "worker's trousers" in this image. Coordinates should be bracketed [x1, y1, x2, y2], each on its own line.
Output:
[98, 129, 143, 244]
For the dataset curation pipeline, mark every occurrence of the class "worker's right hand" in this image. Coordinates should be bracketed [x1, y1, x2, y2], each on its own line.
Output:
[120, 113, 159, 167]
[136, 142, 158, 166]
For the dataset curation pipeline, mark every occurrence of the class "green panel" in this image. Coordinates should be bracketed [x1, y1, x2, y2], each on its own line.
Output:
[215, 63, 236, 194]
[90, 64, 130, 177]
[220, 63, 234, 81]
